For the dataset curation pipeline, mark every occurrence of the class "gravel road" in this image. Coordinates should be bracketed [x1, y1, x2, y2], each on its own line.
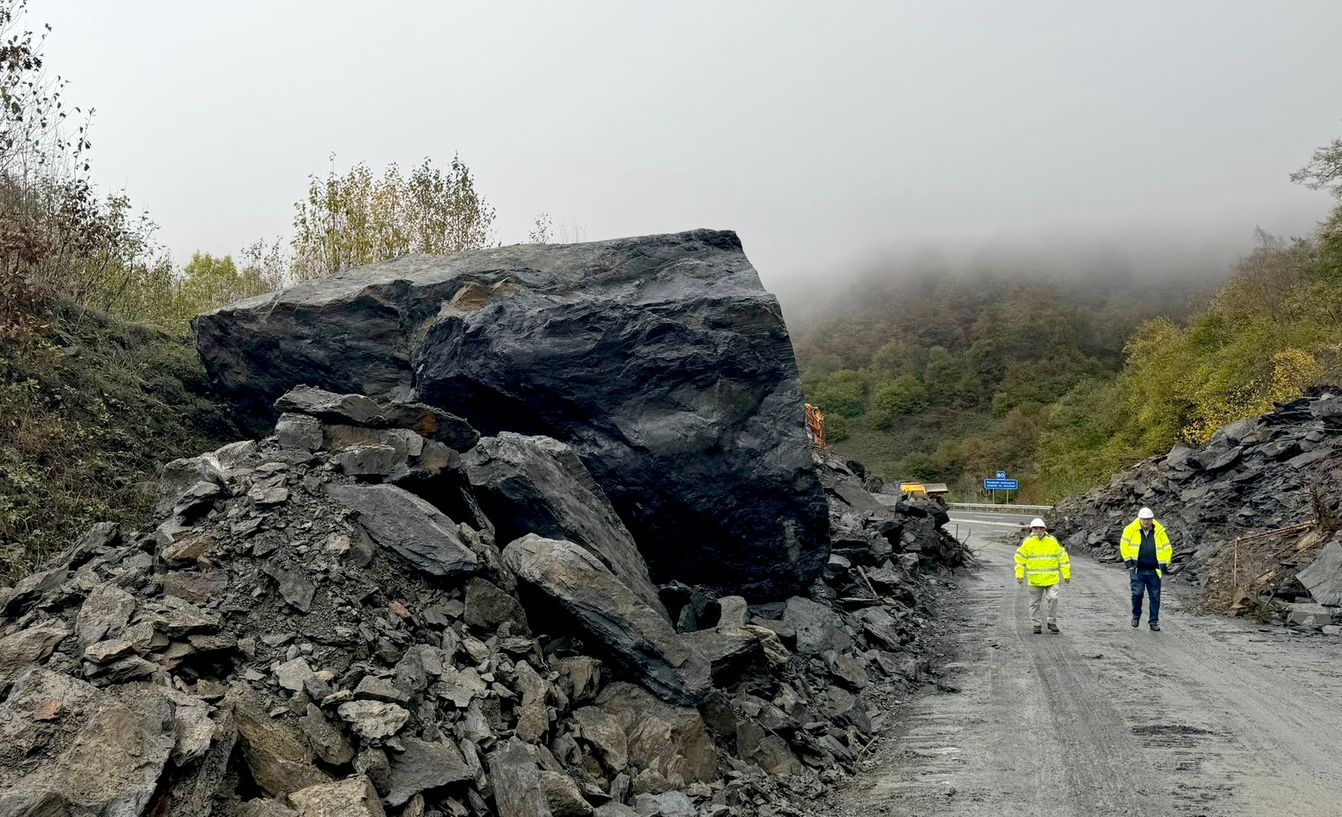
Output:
[827, 524, 1342, 817]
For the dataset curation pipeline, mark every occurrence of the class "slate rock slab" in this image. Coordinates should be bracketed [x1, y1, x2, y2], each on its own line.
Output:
[503, 535, 710, 706]
[327, 484, 482, 578]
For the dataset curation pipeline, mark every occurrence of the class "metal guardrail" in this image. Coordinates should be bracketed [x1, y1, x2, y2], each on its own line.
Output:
[948, 502, 1054, 512]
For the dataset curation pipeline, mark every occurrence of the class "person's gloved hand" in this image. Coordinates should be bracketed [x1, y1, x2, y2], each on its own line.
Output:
[1125, 559, 1136, 571]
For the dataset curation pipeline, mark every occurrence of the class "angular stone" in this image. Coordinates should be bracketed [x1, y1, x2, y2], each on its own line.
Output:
[83, 638, 135, 664]
[160, 686, 216, 766]
[633, 791, 694, 817]
[824, 650, 870, 690]
[300, 703, 354, 766]
[0, 668, 175, 817]
[715, 596, 748, 629]
[783, 597, 853, 656]
[737, 719, 803, 777]
[338, 700, 410, 741]
[276, 412, 325, 452]
[66, 521, 121, 568]
[161, 530, 219, 566]
[288, 775, 387, 817]
[741, 624, 791, 667]
[194, 232, 829, 598]
[503, 535, 710, 706]
[230, 686, 331, 797]
[554, 656, 603, 704]
[486, 738, 553, 817]
[464, 576, 529, 632]
[513, 660, 550, 743]
[464, 433, 666, 615]
[327, 484, 482, 578]
[162, 570, 229, 605]
[277, 657, 316, 692]
[241, 799, 300, 817]
[174, 480, 224, 521]
[572, 706, 628, 774]
[385, 737, 474, 807]
[681, 628, 768, 687]
[595, 683, 717, 790]
[336, 444, 403, 478]
[538, 770, 594, 817]
[75, 584, 138, 649]
[1, 567, 69, 616]
[1285, 602, 1332, 628]
[0, 619, 69, 687]
[355, 675, 411, 705]
[139, 596, 222, 637]
[157, 453, 228, 516]
[379, 401, 480, 451]
[1299, 537, 1342, 607]
[276, 386, 385, 426]
[853, 606, 904, 651]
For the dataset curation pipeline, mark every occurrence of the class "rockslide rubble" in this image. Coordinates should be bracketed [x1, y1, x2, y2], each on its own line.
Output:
[1053, 386, 1342, 629]
[0, 387, 968, 817]
[192, 230, 828, 599]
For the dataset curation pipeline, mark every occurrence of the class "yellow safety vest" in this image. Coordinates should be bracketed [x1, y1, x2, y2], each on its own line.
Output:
[1119, 519, 1172, 578]
[1014, 534, 1070, 587]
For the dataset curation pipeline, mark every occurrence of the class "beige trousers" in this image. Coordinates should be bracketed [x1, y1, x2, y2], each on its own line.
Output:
[1028, 583, 1060, 627]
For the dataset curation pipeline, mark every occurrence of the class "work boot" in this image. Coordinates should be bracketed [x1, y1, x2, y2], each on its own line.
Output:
[1131, 617, 1139, 628]
[1150, 622, 1161, 632]
[1047, 622, 1060, 633]
[1032, 626, 1042, 635]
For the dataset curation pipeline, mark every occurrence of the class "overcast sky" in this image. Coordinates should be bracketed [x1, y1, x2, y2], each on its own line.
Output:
[40, 0, 1342, 297]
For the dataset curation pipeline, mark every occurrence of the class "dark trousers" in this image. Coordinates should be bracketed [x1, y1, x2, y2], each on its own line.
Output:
[1131, 569, 1162, 623]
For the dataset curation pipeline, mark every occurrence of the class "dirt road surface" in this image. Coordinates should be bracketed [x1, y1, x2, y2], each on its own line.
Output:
[828, 520, 1342, 817]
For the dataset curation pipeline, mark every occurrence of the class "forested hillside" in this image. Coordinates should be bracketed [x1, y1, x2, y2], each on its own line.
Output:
[792, 261, 1214, 500]
[796, 138, 1342, 501]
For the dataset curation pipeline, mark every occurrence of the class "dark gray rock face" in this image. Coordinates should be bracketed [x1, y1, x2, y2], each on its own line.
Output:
[464, 433, 665, 615]
[326, 484, 482, 578]
[502, 535, 711, 706]
[193, 231, 828, 597]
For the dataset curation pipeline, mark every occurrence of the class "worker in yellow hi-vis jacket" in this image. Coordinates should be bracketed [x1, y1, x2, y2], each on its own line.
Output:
[1015, 518, 1071, 634]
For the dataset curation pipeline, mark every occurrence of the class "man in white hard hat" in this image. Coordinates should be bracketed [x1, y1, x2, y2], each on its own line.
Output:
[1119, 507, 1172, 631]
[1014, 518, 1071, 634]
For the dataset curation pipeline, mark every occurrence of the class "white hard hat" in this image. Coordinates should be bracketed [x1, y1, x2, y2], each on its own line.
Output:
[1138, 507, 1155, 520]
[1030, 518, 1046, 528]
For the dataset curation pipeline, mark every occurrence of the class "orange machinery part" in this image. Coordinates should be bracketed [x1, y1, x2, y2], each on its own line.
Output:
[805, 403, 825, 448]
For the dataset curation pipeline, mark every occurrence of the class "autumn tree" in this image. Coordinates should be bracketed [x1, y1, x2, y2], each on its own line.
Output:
[290, 156, 495, 280]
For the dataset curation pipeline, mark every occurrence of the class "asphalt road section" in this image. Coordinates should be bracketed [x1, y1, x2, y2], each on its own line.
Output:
[827, 526, 1342, 817]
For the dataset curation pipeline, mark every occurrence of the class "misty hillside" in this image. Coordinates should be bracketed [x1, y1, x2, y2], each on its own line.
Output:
[792, 207, 1342, 501]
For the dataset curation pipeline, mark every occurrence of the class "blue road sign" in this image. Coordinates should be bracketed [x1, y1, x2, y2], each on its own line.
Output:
[984, 478, 1019, 490]
[996, 470, 1007, 479]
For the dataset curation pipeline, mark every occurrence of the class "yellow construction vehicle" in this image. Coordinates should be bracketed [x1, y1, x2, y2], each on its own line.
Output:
[899, 481, 949, 506]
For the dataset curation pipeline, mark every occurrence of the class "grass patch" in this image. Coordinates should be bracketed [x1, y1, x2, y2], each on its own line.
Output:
[0, 302, 238, 583]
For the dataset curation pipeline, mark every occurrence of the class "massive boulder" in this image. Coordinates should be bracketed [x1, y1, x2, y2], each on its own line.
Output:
[193, 230, 828, 597]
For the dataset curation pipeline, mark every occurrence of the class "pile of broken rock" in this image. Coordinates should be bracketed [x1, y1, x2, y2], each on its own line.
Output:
[0, 387, 968, 817]
[1053, 386, 1342, 630]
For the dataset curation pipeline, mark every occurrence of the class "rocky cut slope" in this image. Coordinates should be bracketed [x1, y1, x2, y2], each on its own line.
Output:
[0, 387, 967, 817]
[192, 231, 827, 599]
[1052, 387, 1342, 627]
[1, 231, 970, 817]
